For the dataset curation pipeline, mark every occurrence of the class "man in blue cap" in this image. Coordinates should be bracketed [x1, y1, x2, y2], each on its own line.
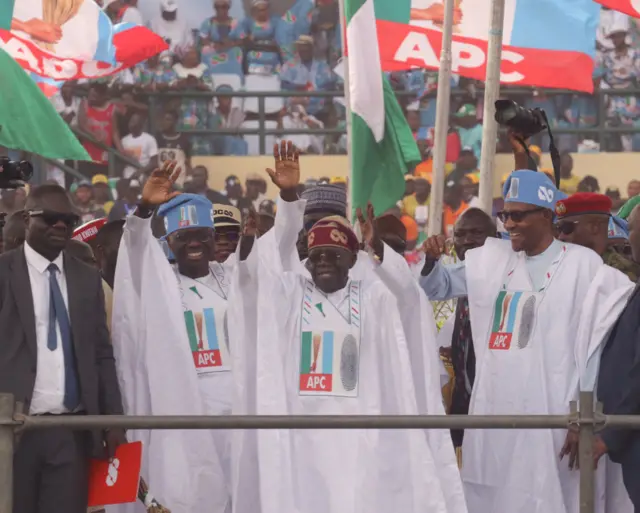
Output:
[111, 161, 230, 513]
[420, 169, 634, 513]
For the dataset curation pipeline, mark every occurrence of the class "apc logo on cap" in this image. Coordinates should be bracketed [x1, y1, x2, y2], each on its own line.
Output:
[538, 186, 554, 203]
[506, 178, 519, 199]
[555, 202, 566, 215]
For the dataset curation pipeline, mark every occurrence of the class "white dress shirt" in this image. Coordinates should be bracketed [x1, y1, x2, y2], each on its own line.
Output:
[24, 243, 72, 415]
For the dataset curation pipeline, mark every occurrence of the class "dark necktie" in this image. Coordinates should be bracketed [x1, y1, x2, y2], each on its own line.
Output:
[47, 263, 80, 411]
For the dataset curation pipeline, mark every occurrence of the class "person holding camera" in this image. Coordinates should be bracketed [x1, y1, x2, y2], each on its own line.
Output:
[419, 162, 634, 512]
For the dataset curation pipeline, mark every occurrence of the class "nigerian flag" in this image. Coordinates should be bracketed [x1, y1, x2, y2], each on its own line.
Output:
[345, 0, 420, 218]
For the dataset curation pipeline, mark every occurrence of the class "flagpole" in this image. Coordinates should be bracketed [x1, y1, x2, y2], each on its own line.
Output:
[477, 0, 506, 214]
[427, 0, 455, 237]
[337, 0, 354, 222]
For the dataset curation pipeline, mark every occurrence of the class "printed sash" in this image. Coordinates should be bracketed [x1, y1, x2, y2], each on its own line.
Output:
[298, 280, 362, 397]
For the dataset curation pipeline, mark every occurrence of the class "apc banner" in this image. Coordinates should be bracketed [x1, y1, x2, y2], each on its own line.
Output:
[371, 0, 600, 92]
[0, 0, 167, 90]
[595, 0, 640, 18]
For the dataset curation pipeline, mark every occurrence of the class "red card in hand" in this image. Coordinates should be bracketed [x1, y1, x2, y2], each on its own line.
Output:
[88, 441, 142, 507]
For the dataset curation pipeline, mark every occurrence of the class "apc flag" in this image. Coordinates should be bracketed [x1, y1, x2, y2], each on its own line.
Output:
[0, 0, 167, 86]
[0, 48, 90, 161]
[373, 0, 600, 92]
[345, 0, 421, 217]
[595, 0, 640, 17]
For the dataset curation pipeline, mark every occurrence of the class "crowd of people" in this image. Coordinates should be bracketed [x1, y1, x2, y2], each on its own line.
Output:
[1, 135, 640, 513]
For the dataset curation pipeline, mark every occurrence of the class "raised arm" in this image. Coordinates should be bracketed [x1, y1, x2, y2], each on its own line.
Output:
[418, 235, 467, 300]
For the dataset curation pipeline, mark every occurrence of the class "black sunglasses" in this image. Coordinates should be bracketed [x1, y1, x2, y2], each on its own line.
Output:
[173, 229, 213, 243]
[28, 210, 80, 228]
[497, 207, 546, 223]
[215, 230, 240, 243]
[308, 249, 344, 264]
[555, 220, 578, 235]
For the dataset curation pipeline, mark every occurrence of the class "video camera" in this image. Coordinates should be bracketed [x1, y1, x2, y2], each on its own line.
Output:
[0, 157, 33, 189]
[494, 99, 560, 187]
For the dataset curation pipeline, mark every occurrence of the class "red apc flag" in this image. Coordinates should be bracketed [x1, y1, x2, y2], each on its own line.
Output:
[596, 0, 640, 18]
[88, 442, 143, 507]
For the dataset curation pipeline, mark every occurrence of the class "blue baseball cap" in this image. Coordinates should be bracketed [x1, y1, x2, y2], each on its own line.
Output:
[157, 194, 214, 236]
[503, 170, 558, 211]
[609, 215, 629, 240]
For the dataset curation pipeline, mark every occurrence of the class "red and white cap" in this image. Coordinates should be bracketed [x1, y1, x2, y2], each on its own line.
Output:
[72, 218, 107, 243]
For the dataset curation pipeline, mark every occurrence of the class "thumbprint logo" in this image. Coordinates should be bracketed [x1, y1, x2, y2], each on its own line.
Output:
[106, 458, 120, 487]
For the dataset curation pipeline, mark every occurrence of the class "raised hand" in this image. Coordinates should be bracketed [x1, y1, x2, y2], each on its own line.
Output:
[21, 18, 62, 44]
[422, 234, 448, 259]
[243, 210, 258, 237]
[141, 161, 182, 207]
[266, 140, 300, 191]
[356, 202, 383, 258]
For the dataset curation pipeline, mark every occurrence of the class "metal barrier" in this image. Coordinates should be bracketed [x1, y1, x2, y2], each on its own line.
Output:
[1, 390, 639, 513]
[141, 87, 640, 154]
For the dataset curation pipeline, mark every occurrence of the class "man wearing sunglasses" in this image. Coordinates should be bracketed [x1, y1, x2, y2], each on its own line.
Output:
[554, 193, 639, 282]
[419, 169, 635, 513]
[111, 163, 230, 513]
[0, 184, 125, 513]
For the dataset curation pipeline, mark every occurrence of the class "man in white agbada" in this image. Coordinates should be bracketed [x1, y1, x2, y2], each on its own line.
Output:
[228, 141, 463, 513]
[110, 162, 229, 513]
[420, 169, 634, 513]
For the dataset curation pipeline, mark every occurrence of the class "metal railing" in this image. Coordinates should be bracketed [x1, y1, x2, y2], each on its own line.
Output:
[1, 390, 639, 513]
[139, 86, 640, 154]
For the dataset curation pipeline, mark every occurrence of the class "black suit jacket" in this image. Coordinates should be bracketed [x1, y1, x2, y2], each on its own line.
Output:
[0, 247, 123, 456]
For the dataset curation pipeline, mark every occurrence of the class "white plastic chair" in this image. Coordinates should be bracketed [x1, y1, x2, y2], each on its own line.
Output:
[244, 74, 284, 115]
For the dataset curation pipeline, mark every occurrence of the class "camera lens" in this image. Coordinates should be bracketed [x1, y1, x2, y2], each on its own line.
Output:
[15, 161, 33, 182]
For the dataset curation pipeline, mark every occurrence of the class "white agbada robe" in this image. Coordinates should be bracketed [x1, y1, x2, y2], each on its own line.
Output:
[110, 215, 229, 513]
[265, 197, 465, 513]
[228, 198, 451, 513]
[432, 237, 633, 513]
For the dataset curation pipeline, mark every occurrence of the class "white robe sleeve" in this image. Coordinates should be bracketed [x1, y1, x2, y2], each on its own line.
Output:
[371, 248, 467, 513]
[111, 215, 228, 513]
[576, 265, 635, 392]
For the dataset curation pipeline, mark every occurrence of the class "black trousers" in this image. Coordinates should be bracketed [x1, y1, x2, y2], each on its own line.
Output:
[13, 425, 90, 513]
[618, 437, 640, 513]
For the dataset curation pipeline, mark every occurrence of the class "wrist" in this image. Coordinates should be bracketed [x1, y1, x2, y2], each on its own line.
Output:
[280, 188, 298, 203]
[135, 203, 155, 219]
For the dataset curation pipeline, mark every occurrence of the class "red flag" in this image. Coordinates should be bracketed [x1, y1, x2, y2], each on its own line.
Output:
[596, 0, 640, 18]
[88, 442, 143, 507]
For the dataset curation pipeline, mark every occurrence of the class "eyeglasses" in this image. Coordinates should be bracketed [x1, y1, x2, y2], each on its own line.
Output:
[214, 230, 240, 243]
[555, 220, 578, 235]
[308, 249, 343, 264]
[497, 207, 546, 223]
[28, 210, 80, 228]
[173, 229, 213, 243]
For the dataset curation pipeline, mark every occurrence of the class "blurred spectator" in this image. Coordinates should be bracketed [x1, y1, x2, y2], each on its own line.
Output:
[149, 0, 193, 53]
[222, 174, 253, 212]
[258, 198, 276, 216]
[258, 212, 275, 235]
[460, 174, 481, 209]
[2, 210, 25, 252]
[122, 112, 159, 178]
[156, 110, 192, 181]
[309, 0, 341, 65]
[210, 84, 247, 155]
[454, 104, 482, 160]
[406, 109, 421, 140]
[199, 0, 244, 75]
[606, 186, 624, 211]
[403, 175, 416, 199]
[628, 179, 640, 199]
[449, 148, 478, 183]
[280, 35, 335, 116]
[237, 0, 285, 76]
[109, 178, 141, 220]
[401, 177, 430, 228]
[92, 174, 115, 216]
[51, 82, 80, 126]
[558, 151, 581, 194]
[597, 9, 631, 54]
[413, 140, 433, 178]
[188, 165, 232, 205]
[174, 47, 214, 155]
[245, 173, 267, 210]
[443, 179, 468, 237]
[74, 181, 107, 224]
[577, 175, 601, 193]
[595, 21, 640, 151]
[135, 52, 178, 91]
[120, 0, 144, 24]
[78, 82, 123, 178]
[279, 99, 324, 154]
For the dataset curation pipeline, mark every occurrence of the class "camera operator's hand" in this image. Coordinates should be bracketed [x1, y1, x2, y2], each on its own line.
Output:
[508, 129, 531, 170]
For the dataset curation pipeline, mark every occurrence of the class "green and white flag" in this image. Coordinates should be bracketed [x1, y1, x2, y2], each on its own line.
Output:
[344, 0, 420, 218]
